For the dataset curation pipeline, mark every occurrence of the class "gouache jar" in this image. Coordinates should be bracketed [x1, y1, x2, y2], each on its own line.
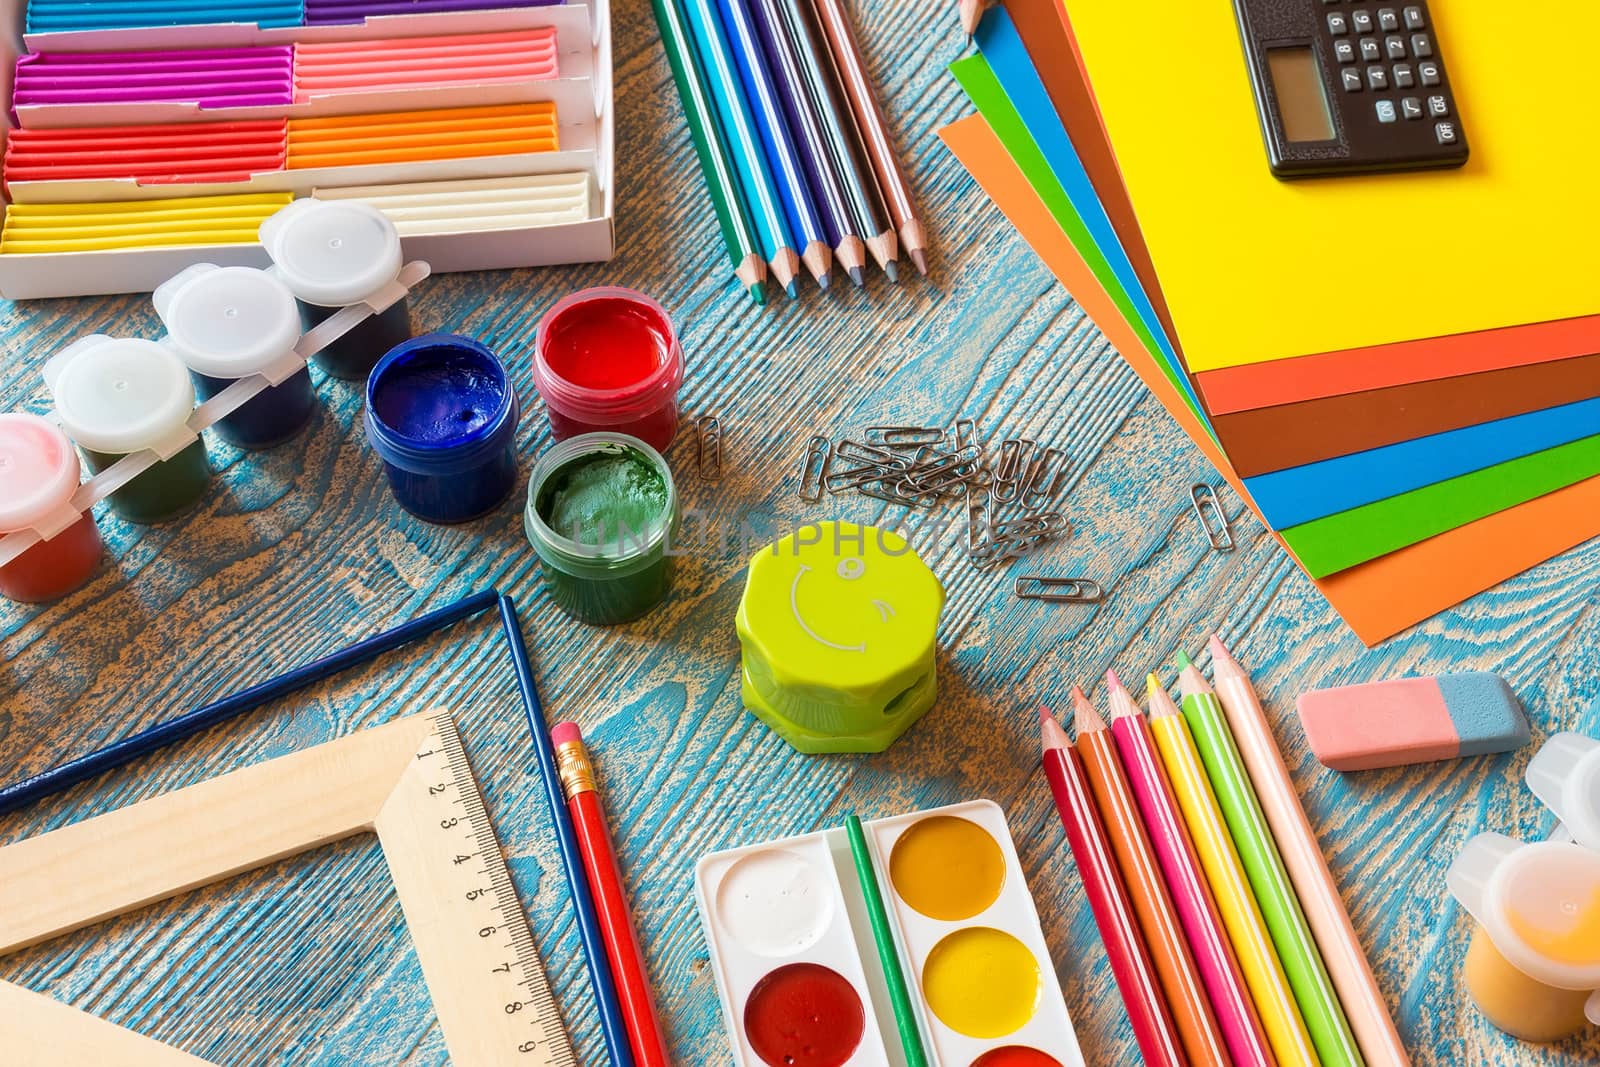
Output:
[259, 198, 410, 381]
[532, 287, 685, 452]
[0, 413, 102, 602]
[364, 333, 519, 524]
[523, 432, 678, 625]
[154, 263, 314, 449]
[45, 336, 210, 524]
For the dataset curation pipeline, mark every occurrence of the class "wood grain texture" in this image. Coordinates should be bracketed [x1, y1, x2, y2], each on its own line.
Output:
[1, 2, 1597, 1064]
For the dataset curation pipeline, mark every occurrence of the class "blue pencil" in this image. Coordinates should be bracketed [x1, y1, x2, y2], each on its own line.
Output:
[498, 595, 636, 1067]
[682, 0, 801, 297]
[715, 0, 833, 288]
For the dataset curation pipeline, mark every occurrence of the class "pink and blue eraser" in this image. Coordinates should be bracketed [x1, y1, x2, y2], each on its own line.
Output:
[1296, 672, 1529, 771]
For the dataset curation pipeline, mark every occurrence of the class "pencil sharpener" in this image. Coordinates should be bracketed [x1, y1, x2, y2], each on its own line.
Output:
[735, 521, 944, 754]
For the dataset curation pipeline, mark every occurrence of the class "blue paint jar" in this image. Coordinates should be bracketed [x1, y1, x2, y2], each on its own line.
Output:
[259, 199, 411, 382]
[364, 333, 519, 524]
[154, 263, 315, 449]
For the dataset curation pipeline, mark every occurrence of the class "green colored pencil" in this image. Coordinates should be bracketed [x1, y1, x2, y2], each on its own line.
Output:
[844, 815, 928, 1067]
[650, 0, 767, 303]
[1176, 651, 1366, 1067]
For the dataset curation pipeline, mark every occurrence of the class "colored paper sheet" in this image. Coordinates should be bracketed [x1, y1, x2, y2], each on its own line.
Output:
[1064, 2, 1600, 372]
[291, 29, 559, 101]
[14, 47, 295, 109]
[1246, 398, 1600, 529]
[964, 10, 1205, 425]
[0, 192, 292, 253]
[27, 0, 304, 32]
[938, 113, 1600, 645]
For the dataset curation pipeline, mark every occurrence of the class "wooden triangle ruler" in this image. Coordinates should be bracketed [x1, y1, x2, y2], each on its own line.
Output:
[0, 710, 576, 1067]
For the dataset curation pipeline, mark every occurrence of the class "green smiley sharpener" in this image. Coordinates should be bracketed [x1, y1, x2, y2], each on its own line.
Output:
[735, 520, 945, 754]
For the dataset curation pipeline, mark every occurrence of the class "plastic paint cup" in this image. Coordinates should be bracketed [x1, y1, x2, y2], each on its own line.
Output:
[259, 198, 410, 381]
[1526, 732, 1600, 852]
[45, 335, 210, 524]
[154, 263, 314, 449]
[0, 412, 102, 602]
[532, 286, 685, 452]
[523, 432, 678, 626]
[364, 333, 519, 524]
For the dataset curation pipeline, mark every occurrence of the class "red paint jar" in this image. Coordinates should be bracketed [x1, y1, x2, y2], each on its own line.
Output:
[0, 412, 103, 603]
[532, 287, 685, 453]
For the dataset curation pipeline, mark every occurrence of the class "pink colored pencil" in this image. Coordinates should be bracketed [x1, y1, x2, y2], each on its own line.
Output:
[1108, 672, 1279, 1067]
[1041, 706, 1188, 1067]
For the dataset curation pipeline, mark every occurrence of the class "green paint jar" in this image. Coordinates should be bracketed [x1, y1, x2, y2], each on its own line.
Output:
[524, 432, 678, 625]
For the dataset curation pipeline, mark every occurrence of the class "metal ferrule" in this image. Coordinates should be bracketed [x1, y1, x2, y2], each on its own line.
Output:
[555, 740, 597, 798]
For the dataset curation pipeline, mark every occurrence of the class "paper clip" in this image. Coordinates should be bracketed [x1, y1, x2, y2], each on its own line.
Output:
[695, 415, 722, 481]
[1015, 576, 1104, 603]
[865, 425, 944, 448]
[953, 418, 976, 454]
[1190, 483, 1235, 551]
[1022, 447, 1067, 510]
[799, 436, 832, 502]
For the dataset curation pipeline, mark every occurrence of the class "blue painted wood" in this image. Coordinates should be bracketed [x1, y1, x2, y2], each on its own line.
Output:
[1, 3, 1597, 1064]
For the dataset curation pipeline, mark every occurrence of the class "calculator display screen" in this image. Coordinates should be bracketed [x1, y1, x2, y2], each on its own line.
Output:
[1266, 46, 1335, 142]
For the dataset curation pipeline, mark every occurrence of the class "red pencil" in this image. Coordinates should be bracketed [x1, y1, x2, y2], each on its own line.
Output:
[552, 722, 672, 1067]
[1040, 706, 1189, 1067]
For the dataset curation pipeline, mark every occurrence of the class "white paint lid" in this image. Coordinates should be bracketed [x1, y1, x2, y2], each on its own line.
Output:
[1528, 732, 1600, 853]
[0, 412, 81, 534]
[259, 199, 402, 307]
[1448, 835, 1600, 992]
[45, 335, 196, 456]
[154, 263, 302, 380]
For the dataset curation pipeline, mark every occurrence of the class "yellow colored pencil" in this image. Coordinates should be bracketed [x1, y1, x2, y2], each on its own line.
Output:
[1148, 679, 1321, 1067]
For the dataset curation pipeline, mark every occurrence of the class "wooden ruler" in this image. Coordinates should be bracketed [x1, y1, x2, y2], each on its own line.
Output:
[0, 710, 576, 1067]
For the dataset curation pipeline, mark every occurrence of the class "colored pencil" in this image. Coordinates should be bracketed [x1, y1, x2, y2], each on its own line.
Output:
[1114, 674, 1279, 1067]
[682, 0, 801, 297]
[1208, 636, 1412, 1066]
[651, 0, 767, 304]
[499, 596, 637, 1067]
[1081, 680, 1236, 1067]
[716, 0, 834, 287]
[1041, 706, 1186, 1067]
[0, 587, 500, 816]
[809, 0, 927, 274]
[844, 814, 929, 1067]
[552, 722, 673, 1067]
[1149, 681, 1320, 1067]
[780, 0, 900, 278]
[1176, 651, 1364, 1067]
[745, 0, 867, 284]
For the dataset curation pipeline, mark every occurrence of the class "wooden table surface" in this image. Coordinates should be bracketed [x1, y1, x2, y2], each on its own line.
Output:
[2, 2, 1598, 1064]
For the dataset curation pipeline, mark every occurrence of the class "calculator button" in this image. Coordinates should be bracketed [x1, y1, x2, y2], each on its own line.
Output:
[1419, 60, 1441, 86]
[1401, 96, 1424, 119]
[1366, 66, 1388, 90]
[1360, 37, 1382, 61]
[1327, 12, 1350, 34]
[1335, 39, 1357, 63]
[1352, 9, 1374, 32]
[1403, 5, 1425, 29]
[1435, 121, 1458, 144]
[1377, 8, 1399, 31]
[1428, 94, 1448, 116]
[1393, 64, 1414, 88]
[1411, 33, 1433, 57]
[1375, 99, 1398, 123]
[1341, 68, 1364, 92]
[1385, 35, 1408, 59]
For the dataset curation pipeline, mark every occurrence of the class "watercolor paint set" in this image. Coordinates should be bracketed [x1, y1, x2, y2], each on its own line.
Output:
[0, 1, 615, 298]
[695, 799, 1085, 1067]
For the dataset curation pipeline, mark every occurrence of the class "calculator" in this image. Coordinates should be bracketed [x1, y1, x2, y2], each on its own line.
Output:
[1232, 0, 1467, 178]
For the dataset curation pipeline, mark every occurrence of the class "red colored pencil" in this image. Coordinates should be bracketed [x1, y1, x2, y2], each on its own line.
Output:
[552, 722, 672, 1067]
[1040, 706, 1189, 1067]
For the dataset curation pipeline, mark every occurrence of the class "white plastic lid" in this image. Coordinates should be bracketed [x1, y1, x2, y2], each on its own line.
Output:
[259, 199, 402, 307]
[44, 335, 196, 456]
[0, 412, 81, 534]
[154, 263, 302, 380]
[1448, 834, 1600, 991]
[1528, 733, 1600, 853]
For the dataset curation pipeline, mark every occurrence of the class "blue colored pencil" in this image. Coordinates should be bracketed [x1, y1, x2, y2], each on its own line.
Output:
[0, 587, 500, 816]
[716, 0, 833, 288]
[682, 0, 801, 297]
[498, 595, 636, 1067]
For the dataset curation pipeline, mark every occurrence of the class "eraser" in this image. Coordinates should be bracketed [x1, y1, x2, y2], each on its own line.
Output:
[550, 721, 582, 747]
[1296, 672, 1530, 772]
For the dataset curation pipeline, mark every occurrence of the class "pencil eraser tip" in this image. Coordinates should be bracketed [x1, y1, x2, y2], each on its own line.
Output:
[550, 721, 583, 746]
[1297, 672, 1528, 772]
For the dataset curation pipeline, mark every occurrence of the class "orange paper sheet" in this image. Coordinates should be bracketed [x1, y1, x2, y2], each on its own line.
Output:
[939, 115, 1600, 645]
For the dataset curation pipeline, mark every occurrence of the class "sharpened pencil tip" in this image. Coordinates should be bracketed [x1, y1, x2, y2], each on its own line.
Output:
[884, 260, 900, 283]
[1040, 707, 1070, 751]
[749, 283, 766, 306]
[817, 272, 832, 290]
[785, 281, 798, 300]
[849, 266, 865, 287]
[1174, 649, 1193, 670]
[1105, 669, 1124, 692]
[909, 248, 929, 276]
[1146, 672, 1162, 698]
